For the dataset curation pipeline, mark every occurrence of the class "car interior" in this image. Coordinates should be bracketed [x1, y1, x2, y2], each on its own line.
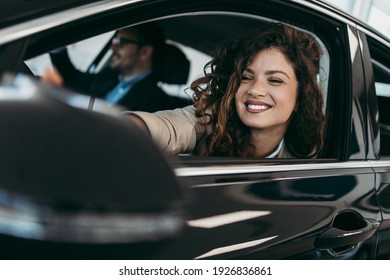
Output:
[21, 12, 337, 160]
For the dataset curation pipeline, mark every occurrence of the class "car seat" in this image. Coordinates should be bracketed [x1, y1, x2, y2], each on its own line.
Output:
[156, 43, 190, 85]
[156, 43, 193, 108]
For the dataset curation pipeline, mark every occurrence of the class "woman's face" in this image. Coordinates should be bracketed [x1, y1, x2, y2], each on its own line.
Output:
[235, 48, 298, 135]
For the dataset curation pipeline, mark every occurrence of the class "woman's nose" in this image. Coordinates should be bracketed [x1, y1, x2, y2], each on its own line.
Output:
[248, 86, 268, 97]
[247, 80, 268, 97]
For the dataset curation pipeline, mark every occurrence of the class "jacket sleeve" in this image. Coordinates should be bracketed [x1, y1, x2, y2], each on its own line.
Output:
[50, 48, 96, 93]
[128, 106, 205, 155]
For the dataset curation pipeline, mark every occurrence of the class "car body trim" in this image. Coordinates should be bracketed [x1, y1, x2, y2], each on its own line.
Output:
[174, 161, 376, 177]
[0, 0, 143, 45]
[1, 0, 388, 48]
[370, 160, 390, 168]
[356, 25, 390, 46]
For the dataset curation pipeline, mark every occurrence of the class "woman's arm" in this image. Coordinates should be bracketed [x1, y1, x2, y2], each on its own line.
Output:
[125, 106, 204, 155]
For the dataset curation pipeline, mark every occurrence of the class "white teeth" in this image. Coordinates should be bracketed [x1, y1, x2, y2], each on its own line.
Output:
[247, 104, 269, 110]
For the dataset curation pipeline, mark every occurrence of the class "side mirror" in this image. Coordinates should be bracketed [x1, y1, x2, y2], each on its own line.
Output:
[0, 74, 187, 246]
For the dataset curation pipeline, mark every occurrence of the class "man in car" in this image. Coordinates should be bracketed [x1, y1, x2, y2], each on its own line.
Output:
[50, 22, 191, 112]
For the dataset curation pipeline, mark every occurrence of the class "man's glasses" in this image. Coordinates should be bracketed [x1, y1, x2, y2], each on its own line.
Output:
[112, 36, 141, 47]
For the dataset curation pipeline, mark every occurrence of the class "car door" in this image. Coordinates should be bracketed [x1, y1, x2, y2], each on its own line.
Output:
[0, 0, 381, 259]
[161, 158, 377, 259]
[135, 2, 380, 259]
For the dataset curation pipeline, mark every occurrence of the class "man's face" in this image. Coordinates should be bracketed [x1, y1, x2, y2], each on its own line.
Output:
[110, 29, 142, 76]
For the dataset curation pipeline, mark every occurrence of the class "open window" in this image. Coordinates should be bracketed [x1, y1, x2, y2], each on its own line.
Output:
[21, 11, 336, 160]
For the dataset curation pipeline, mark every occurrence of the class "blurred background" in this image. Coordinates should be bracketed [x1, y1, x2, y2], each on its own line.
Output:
[325, 0, 390, 38]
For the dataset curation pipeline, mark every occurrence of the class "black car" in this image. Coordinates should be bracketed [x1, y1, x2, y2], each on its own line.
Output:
[0, 0, 389, 260]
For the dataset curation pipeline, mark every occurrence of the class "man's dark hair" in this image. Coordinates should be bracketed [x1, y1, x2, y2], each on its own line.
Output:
[126, 22, 165, 70]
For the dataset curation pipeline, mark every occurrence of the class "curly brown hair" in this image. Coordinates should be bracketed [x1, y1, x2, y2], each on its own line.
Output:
[191, 22, 325, 158]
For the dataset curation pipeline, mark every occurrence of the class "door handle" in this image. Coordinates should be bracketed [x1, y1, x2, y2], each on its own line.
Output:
[315, 217, 380, 250]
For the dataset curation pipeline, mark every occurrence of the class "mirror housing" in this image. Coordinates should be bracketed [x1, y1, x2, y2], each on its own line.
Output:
[0, 74, 186, 244]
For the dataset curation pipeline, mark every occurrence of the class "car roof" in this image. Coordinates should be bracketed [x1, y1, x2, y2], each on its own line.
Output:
[0, 0, 102, 28]
[1, 0, 388, 48]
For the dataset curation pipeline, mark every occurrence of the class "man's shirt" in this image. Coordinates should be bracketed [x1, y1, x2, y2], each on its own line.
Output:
[105, 71, 151, 104]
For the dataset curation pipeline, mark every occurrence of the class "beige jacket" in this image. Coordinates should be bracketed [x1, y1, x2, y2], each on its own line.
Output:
[129, 105, 293, 158]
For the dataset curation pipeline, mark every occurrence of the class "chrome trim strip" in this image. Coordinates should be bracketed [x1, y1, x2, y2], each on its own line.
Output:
[0, 0, 143, 45]
[175, 161, 374, 177]
[370, 160, 390, 168]
[356, 25, 390, 46]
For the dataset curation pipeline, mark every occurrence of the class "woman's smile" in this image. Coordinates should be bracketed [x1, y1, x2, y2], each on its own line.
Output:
[245, 100, 272, 113]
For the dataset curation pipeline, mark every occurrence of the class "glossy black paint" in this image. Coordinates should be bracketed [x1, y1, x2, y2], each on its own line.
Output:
[0, 0, 389, 259]
[358, 30, 380, 160]
[374, 166, 390, 258]
[158, 162, 378, 259]
[0, 75, 186, 244]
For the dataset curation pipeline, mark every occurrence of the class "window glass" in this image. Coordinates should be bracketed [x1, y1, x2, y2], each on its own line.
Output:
[376, 82, 390, 97]
[23, 13, 333, 159]
[325, 0, 390, 38]
[25, 31, 113, 76]
[160, 41, 211, 99]
[24, 53, 51, 76]
[369, 41, 390, 156]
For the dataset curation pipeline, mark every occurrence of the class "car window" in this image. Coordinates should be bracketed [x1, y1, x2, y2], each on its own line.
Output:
[25, 31, 113, 76]
[374, 65, 390, 157]
[22, 13, 333, 160]
[24, 31, 205, 102]
[368, 36, 390, 157]
[156, 15, 332, 159]
[159, 41, 211, 99]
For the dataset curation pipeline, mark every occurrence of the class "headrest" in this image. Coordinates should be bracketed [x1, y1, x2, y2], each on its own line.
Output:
[156, 43, 190, 85]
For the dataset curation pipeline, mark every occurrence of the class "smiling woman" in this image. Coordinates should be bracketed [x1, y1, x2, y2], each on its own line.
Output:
[0, 0, 389, 262]
[128, 22, 325, 159]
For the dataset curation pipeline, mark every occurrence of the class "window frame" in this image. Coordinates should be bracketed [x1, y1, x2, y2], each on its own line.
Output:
[12, 0, 356, 162]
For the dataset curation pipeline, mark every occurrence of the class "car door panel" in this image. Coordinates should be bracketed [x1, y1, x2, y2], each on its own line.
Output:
[151, 161, 379, 259]
[373, 163, 390, 258]
[363, 28, 390, 259]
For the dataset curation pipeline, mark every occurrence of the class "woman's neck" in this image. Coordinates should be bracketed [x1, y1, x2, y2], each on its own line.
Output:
[249, 126, 286, 158]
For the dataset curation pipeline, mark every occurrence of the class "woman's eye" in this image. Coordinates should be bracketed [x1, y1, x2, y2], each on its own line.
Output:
[269, 78, 284, 84]
[241, 75, 252, 81]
